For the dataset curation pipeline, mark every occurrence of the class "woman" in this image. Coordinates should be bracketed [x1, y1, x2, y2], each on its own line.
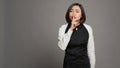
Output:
[58, 3, 96, 68]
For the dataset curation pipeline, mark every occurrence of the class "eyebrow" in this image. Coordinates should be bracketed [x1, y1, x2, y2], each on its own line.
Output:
[70, 9, 80, 11]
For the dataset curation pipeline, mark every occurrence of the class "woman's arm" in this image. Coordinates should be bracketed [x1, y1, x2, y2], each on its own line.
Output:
[87, 25, 96, 68]
[58, 24, 73, 50]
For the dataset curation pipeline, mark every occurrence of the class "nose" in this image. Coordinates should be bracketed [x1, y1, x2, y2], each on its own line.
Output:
[72, 12, 76, 17]
[72, 11, 76, 16]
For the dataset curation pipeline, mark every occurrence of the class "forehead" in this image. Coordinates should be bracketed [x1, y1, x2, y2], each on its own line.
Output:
[71, 5, 81, 10]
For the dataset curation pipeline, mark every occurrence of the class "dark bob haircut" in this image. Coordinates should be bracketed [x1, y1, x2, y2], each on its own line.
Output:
[65, 3, 86, 24]
[65, 3, 86, 33]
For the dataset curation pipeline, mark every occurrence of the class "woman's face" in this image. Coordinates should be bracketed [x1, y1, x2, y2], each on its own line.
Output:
[69, 5, 82, 22]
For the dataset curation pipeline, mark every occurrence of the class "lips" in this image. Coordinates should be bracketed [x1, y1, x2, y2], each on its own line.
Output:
[72, 16, 76, 19]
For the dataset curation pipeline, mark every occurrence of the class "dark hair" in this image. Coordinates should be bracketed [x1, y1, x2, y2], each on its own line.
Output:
[65, 3, 86, 33]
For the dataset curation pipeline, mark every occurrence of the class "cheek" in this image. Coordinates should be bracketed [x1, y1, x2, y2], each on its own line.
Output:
[76, 13, 82, 19]
[69, 13, 73, 17]
[69, 13, 73, 19]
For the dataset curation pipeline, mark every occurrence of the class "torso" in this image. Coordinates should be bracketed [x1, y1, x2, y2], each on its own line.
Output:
[63, 23, 90, 68]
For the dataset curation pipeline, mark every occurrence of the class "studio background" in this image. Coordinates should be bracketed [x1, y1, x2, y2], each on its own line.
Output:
[0, 0, 120, 68]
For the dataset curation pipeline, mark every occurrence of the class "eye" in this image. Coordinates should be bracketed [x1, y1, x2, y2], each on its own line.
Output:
[76, 10, 80, 13]
[70, 10, 72, 12]
[76, 11, 79, 13]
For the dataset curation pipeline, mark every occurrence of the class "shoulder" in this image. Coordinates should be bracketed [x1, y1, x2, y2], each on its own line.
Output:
[59, 23, 68, 31]
[83, 23, 92, 30]
[83, 23, 93, 33]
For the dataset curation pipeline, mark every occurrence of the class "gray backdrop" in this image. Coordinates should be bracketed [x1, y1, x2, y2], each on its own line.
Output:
[0, 0, 120, 68]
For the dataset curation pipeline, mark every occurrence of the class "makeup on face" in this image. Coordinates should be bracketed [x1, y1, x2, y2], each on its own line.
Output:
[69, 6, 82, 21]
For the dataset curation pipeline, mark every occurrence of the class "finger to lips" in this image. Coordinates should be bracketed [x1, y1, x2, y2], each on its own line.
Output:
[72, 16, 75, 23]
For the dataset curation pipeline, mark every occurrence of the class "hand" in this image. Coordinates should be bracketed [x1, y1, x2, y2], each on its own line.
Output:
[70, 16, 78, 30]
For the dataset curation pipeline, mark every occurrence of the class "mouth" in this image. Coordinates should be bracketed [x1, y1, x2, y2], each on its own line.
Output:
[72, 16, 77, 19]
[74, 17, 77, 19]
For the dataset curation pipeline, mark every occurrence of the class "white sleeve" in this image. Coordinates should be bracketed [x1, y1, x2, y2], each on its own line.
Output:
[87, 26, 96, 68]
[58, 24, 73, 50]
